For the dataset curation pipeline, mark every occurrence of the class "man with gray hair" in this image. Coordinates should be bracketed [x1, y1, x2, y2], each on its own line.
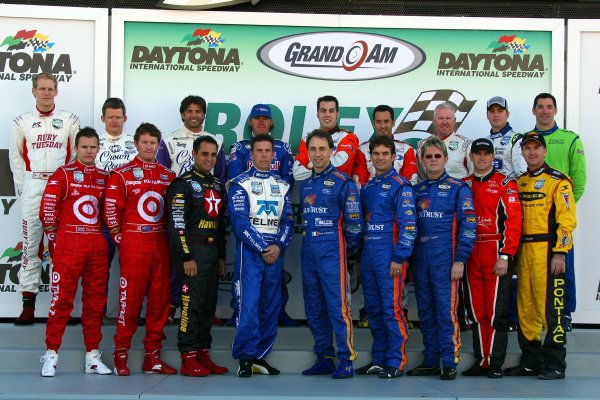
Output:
[408, 135, 476, 380]
[417, 102, 472, 180]
[9, 72, 80, 325]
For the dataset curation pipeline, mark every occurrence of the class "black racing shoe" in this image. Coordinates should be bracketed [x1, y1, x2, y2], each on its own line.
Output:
[461, 363, 489, 376]
[252, 359, 280, 375]
[237, 359, 253, 377]
[503, 364, 540, 377]
[538, 370, 565, 380]
[488, 366, 503, 379]
[378, 366, 403, 379]
[407, 364, 441, 376]
[357, 307, 369, 328]
[440, 367, 457, 380]
[355, 363, 384, 375]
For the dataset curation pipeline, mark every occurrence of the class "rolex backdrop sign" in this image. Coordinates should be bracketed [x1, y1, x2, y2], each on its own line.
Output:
[0, 5, 108, 317]
[120, 18, 556, 155]
[114, 12, 560, 320]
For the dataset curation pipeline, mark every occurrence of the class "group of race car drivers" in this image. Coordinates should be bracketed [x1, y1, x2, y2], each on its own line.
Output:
[8, 73, 584, 381]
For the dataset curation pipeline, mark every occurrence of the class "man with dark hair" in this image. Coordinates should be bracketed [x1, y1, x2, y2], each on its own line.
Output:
[356, 135, 416, 378]
[408, 136, 476, 380]
[293, 96, 361, 182]
[531, 92, 586, 331]
[227, 104, 297, 327]
[10, 72, 80, 325]
[167, 135, 228, 377]
[97, 98, 137, 324]
[228, 134, 294, 377]
[40, 127, 111, 377]
[486, 97, 526, 178]
[105, 123, 176, 376]
[355, 105, 418, 185]
[300, 129, 363, 379]
[157, 95, 225, 180]
[462, 138, 522, 379]
[504, 131, 576, 380]
[229, 104, 293, 183]
[158, 95, 226, 324]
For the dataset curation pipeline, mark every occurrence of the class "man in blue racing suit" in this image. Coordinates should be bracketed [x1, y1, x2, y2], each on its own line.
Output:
[227, 104, 297, 327]
[357, 135, 416, 379]
[228, 134, 295, 377]
[300, 129, 363, 379]
[407, 136, 476, 381]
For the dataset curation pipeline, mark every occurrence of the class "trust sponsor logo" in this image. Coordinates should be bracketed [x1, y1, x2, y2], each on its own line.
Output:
[437, 34, 546, 78]
[129, 27, 241, 72]
[258, 31, 425, 81]
[0, 29, 74, 82]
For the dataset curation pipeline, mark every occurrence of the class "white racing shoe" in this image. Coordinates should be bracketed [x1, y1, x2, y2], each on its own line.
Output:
[85, 350, 112, 375]
[41, 350, 59, 377]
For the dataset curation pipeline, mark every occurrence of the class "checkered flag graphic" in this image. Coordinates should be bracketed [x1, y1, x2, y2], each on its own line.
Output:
[394, 89, 476, 135]
[28, 38, 51, 52]
[204, 34, 224, 48]
[506, 41, 528, 53]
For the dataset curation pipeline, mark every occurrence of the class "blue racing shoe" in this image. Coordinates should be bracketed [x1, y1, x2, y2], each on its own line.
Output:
[302, 357, 336, 375]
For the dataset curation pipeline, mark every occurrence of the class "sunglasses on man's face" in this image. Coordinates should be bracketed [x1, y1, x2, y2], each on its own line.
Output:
[424, 153, 443, 159]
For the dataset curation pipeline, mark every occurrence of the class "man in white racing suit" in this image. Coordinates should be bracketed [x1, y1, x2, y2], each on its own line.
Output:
[9, 72, 80, 325]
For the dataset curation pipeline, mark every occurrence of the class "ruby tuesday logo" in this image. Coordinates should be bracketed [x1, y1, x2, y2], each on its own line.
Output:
[258, 31, 425, 81]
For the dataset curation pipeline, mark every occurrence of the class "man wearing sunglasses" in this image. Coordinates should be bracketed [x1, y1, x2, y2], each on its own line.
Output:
[408, 136, 476, 380]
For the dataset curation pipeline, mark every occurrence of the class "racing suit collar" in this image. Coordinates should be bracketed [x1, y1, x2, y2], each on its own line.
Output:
[250, 167, 271, 179]
[534, 122, 558, 135]
[182, 126, 205, 138]
[74, 159, 97, 173]
[373, 166, 396, 181]
[192, 166, 213, 181]
[134, 156, 159, 167]
[426, 170, 448, 182]
[104, 131, 126, 142]
[489, 123, 513, 139]
[527, 163, 549, 177]
[312, 163, 334, 178]
[472, 168, 495, 182]
[37, 105, 55, 117]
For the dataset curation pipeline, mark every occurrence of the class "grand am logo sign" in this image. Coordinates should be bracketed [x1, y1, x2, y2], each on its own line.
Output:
[130, 27, 241, 72]
[257, 32, 425, 81]
[0, 29, 74, 82]
[437, 34, 546, 78]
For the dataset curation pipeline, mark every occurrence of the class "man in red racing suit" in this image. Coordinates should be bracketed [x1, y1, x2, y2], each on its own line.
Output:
[40, 128, 111, 377]
[462, 138, 522, 378]
[104, 123, 176, 376]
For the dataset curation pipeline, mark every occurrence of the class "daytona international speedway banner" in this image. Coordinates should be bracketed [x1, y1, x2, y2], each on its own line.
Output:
[0, 5, 108, 317]
[111, 10, 565, 320]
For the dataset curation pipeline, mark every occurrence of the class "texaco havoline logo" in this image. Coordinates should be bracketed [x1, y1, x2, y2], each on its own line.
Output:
[52, 272, 60, 283]
[72, 195, 99, 224]
[204, 189, 222, 217]
[137, 191, 164, 222]
[120, 277, 127, 288]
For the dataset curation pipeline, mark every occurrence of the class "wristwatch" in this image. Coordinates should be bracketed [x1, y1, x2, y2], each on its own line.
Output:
[499, 254, 509, 261]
